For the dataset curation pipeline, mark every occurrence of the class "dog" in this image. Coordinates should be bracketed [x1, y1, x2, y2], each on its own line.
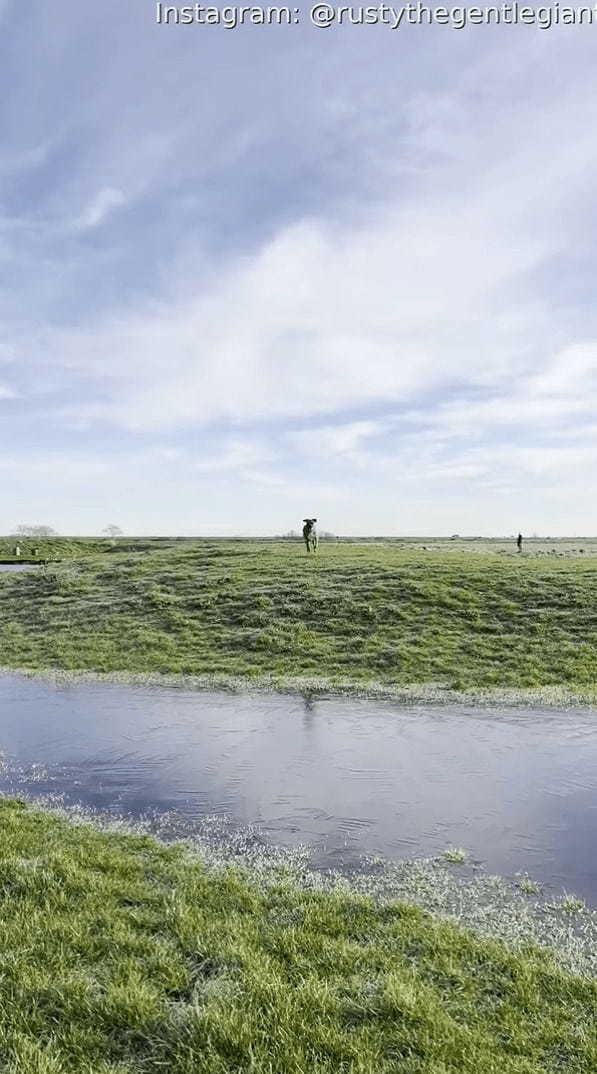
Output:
[302, 518, 318, 553]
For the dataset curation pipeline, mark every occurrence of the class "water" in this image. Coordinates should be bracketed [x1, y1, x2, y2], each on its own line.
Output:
[0, 564, 37, 572]
[1, 673, 596, 900]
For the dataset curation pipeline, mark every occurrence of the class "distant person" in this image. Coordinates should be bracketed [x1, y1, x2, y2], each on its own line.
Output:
[517, 533, 523, 553]
[302, 518, 318, 553]
[14, 544, 20, 558]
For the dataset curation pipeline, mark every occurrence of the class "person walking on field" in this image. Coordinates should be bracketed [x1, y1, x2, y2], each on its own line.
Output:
[517, 533, 523, 553]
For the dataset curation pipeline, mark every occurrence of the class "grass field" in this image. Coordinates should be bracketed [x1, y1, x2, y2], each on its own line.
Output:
[2, 540, 597, 1068]
[1, 537, 597, 698]
[0, 797, 595, 1074]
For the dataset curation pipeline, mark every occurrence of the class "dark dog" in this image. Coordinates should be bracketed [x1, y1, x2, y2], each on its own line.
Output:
[302, 518, 318, 553]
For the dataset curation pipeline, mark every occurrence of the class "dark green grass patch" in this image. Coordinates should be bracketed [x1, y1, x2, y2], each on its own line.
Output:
[0, 798, 596, 1072]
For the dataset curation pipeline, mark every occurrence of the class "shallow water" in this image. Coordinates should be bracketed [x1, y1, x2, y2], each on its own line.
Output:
[1, 673, 596, 900]
[0, 563, 37, 572]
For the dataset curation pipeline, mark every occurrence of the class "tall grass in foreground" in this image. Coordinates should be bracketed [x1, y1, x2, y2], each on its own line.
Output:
[0, 798, 596, 1072]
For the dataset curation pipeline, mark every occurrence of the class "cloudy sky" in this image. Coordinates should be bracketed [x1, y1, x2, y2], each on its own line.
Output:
[1, 3, 596, 535]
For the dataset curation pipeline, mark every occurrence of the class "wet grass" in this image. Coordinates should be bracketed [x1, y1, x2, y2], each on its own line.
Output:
[0, 797, 596, 1073]
[442, 848, 468, 864]
[29, 795, 597, 982]
[1, 538, 597, 696]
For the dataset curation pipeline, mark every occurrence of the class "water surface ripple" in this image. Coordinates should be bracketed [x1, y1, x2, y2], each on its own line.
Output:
[0, 674, 596, 900]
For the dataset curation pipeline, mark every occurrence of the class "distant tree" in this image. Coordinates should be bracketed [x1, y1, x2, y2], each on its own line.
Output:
[14, 524, 57, 536]
[281, 528, 336, 540]
[103, 525, 123, 537]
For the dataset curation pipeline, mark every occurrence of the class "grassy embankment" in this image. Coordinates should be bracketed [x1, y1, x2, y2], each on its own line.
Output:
[1, 537, 597, 699]
[0, 798, 595, 1073]
[2, 542, 597, 1068]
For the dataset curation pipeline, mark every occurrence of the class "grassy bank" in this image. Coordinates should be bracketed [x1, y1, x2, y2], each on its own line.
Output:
[0, 798, 596, 1073]
[1, 539, 597, 695]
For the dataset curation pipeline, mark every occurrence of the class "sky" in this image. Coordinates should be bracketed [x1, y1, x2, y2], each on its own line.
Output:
[1, 2, 596, 536]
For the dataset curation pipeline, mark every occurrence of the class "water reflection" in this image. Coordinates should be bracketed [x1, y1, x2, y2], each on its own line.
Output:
[0, 673, 596, 900]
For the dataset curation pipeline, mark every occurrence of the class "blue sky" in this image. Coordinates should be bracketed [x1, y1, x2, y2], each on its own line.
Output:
[1, 3, 596, 535]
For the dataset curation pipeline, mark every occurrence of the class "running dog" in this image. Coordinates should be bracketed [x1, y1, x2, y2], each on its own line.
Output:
[302, 518, 318, 553]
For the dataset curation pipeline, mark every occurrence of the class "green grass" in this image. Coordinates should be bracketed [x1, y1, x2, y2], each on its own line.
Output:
[442, 848, 468, 864]
[0, 536, 181, 563]
[1, 537, 597, 696]
[2, 545, 597, 1067]
[0, 798, 595, 1073]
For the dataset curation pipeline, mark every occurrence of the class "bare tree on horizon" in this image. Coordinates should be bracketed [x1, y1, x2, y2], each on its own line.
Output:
[13, 524, 57, 537]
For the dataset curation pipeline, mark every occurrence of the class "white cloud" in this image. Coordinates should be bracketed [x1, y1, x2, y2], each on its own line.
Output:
[0, 140, 51, 177]
[241, 469, 286, 488]
[529, 343, 597, 399]
[0, 345, 17, 364]
[516, 444, 597, 478]
[74, 187, 127, 231]
[39, 56, 597, 439]
[3, 15, 597, 533]
[44, 196, 552, 431]
[286, 420, 390, 460]
[0, 454, 109, 478]
[193, 438, 269, 474]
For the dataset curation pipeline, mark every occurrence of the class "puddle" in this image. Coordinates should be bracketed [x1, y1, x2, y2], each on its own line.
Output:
[0, 564, 38, 572]
[0, 674, 596, 900]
